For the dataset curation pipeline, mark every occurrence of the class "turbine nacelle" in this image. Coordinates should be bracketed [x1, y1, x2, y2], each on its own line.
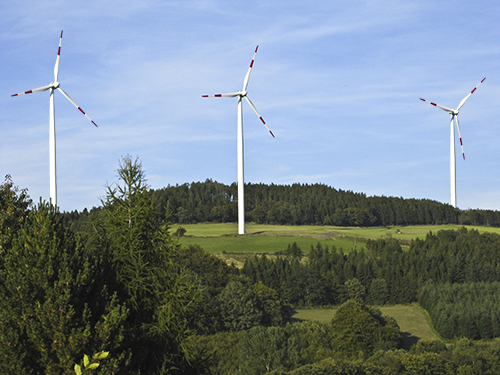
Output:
[51, 81, 60, 89]
[202, 46, 274, 138]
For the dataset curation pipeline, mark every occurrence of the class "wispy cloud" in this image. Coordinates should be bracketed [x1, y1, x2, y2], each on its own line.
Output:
[1, 0, 499, 211]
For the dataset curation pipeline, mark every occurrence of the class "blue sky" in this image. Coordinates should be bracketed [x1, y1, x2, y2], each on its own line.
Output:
[1, 0, 499, 212]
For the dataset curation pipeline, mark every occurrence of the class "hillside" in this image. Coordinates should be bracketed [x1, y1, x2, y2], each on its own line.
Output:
[63, 180, 500, 230]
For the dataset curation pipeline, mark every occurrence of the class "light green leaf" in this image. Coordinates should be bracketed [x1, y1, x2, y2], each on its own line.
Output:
[74, 364, 82, 375]
[88, 363, 100, 370]
[83, 354, 90, 367]
[93, 351, 109, 360]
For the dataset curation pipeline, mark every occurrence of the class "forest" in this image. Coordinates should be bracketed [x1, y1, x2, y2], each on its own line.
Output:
[2, 158, 500, 374]
[64, 179, 500, 230]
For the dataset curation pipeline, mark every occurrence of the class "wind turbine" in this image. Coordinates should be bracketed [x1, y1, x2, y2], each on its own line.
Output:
[420, 78, 485, 208]
[203, 46, 275, 235]
[12, 30, 97, 208]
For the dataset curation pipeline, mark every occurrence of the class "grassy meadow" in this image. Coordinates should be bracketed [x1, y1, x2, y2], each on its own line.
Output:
[175, 223, 500, 347]
[293, 304, 441, 349]
[175, 222, 500, 254]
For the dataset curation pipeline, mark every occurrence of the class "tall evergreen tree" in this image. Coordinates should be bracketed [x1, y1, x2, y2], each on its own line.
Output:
[96, 156, 204, 374]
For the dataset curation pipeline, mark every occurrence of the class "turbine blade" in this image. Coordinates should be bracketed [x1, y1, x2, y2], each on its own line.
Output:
[455, 116, 465, 160]
[202, 92, 240, 98]
[244, 96, 275, 138]
[419, 98, 454, 113]
[57, 87, 97, 127]
[242, 45, 258, 91]
[457, 77, 486, 111]
[11, 84, 52, 96]
[54, 30, 63, 82]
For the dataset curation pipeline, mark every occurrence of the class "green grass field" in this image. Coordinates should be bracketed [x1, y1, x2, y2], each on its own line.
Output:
[175, 223, 500, 254]
[293, 304, 441, 349]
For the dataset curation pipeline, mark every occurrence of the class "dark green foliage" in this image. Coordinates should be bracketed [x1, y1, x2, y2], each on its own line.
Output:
[217, 280, 291, 332]
[398, 352, 450, 375]
[419, 281, 500, 340]
[242, 245, 333, 307]
[409, 340, 447, 355]
[344, 278, 366, 301]
[253, 281, 293, 327]
[330, 299, 402, 358]
[82, 180, 500, 228]
[218, 281, 263, 331]
[173, 244, 239, 295]
[292, 321, 334, 365]
[198, 330, 500, 375]
[61, 206, 101, 235]
[367, 339, 500, 374]
[0, 175, 31, 254]
[275, 242, 305, 259]
[172, 244, 240, 334]
[271, 357, 386, 375]
[366, 278, 389, 305]
[0, 202, 129, 374]
[192, 331, 244, 375]
[237, 325, 300, 374]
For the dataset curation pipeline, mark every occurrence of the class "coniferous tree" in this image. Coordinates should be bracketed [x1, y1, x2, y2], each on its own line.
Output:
[0, 202, 129, 374]
[0, 175, 31, 255]
[96, 156, 204, 374]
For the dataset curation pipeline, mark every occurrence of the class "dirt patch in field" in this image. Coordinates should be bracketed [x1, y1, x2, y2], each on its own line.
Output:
[213, 252, 308, 268]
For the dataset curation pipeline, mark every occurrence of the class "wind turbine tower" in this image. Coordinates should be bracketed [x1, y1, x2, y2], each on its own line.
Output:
[420, 78, 485, 208]
[203, 46, 275, 234]
[12, 31, 97, 208]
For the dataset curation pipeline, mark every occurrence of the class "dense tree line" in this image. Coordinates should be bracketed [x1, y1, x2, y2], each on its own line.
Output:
[63, 180, 500, 229]
[195, 308, 500, 374]
[419, 282, 500, 340]
[194, 299, 402, 374]
[153, 180, 500, 227]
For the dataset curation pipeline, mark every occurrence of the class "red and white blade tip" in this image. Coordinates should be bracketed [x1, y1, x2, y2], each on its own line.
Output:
[12, 90, 32, 96]
[420, 98, 437, 106]
[471, 77, 486, 94]
[58, 32, 63, 54]
[78, 107, 98, 127]
[259, 117, 275, 138]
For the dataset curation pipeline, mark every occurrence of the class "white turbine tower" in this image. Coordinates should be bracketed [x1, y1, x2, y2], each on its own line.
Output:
[12, 30, 97, 208]
[420, 78, 485, 208]
[203, 46, 275, 235]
